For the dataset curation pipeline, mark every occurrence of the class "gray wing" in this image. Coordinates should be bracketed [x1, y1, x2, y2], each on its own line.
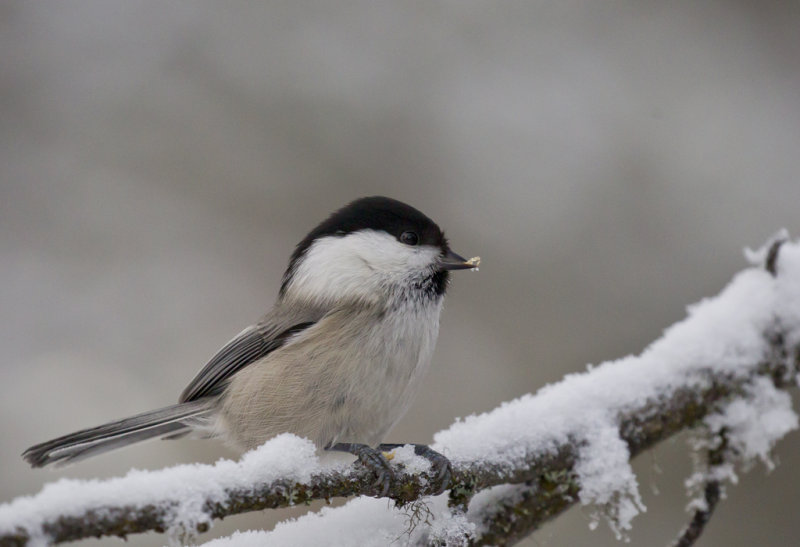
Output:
[179, 305, 325, 403]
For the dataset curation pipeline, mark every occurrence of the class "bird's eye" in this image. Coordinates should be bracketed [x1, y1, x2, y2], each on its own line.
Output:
[400, 231, 419, 246]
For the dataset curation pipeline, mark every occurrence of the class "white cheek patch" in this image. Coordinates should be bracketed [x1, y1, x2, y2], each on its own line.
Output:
[287, 230, 440, 303]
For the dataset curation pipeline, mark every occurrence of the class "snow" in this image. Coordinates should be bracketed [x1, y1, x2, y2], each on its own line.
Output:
[464, 483, 528, 535]
[388, 444, 432, 476]
[200, 495, 474, 547]
[682, 375, 798, 515]
[433, 234, 797, 536]
[0, 433, 321, 545]
[704, 377, 798, 471]
[574, 424, 645, 538]
[2, 237, 799, 546]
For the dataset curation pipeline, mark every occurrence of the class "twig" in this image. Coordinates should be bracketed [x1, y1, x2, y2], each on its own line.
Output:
[670, 428, 727, 547]
[667, 236, 790, 547]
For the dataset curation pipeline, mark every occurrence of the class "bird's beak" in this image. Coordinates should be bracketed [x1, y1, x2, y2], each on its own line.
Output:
[439, 250, 481, 271]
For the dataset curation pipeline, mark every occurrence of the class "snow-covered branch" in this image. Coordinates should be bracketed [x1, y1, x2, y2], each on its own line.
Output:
[2, 235, 799, 547]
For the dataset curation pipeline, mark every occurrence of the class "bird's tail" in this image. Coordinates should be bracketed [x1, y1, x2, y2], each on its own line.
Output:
[22, 400, 214, 468]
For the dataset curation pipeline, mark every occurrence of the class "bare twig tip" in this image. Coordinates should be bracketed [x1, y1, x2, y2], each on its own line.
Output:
[766, 238, 787, 277]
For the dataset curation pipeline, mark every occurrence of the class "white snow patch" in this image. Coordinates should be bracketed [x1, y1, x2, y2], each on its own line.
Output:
[426, 510, 475, 546]
[574, 422, 645, 538]
[683, 462, 735, 514]
[704, 377, 798, 471]
[465, 483, 528, 535]
[388, 444, 432, 476]
[200, 494, 474, 547]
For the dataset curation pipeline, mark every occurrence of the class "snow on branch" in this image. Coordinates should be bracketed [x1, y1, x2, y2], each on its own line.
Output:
[2, 234, 800, 547]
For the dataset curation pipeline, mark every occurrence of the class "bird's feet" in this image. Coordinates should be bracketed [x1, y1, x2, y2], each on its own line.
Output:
[378, 443, 453, 495]
[326, 442, 394, 496]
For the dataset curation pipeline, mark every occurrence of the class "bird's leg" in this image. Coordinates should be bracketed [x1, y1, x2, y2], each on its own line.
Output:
[326, 442, 394, 496]
[378, 443, 453, 495]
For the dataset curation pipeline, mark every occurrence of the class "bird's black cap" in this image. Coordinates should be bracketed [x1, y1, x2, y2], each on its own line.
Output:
[280, 196, 450, 296]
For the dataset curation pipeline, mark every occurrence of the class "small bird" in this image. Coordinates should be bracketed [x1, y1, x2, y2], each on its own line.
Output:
[23, 196, 478, 494]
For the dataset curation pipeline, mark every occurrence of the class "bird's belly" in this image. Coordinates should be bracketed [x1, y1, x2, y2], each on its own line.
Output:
[216, 301, 441, 451]
[319, 349, 432, 447]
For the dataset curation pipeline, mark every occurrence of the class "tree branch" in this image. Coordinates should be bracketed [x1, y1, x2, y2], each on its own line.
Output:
[2, 235, 798, 547]
[455, 370, 795, 546]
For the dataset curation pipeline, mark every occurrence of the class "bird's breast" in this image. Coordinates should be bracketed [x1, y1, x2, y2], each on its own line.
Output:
[321, 297, 444, 445]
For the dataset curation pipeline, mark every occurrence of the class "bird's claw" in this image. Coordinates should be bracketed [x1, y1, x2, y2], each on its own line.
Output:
[414, 445, 452, 495]
[357, 447, 394, 496]
[327, 443, 394, 496]
[428, 452, 453, 495]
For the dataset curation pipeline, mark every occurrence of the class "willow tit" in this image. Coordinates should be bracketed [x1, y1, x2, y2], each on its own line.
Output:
[23, 196, 478, 494]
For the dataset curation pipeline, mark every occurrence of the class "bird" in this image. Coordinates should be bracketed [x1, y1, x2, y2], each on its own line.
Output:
[22, 196, 479, 494]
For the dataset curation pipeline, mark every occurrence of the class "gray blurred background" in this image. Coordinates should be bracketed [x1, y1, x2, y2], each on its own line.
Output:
[2, 2, 799, 546]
